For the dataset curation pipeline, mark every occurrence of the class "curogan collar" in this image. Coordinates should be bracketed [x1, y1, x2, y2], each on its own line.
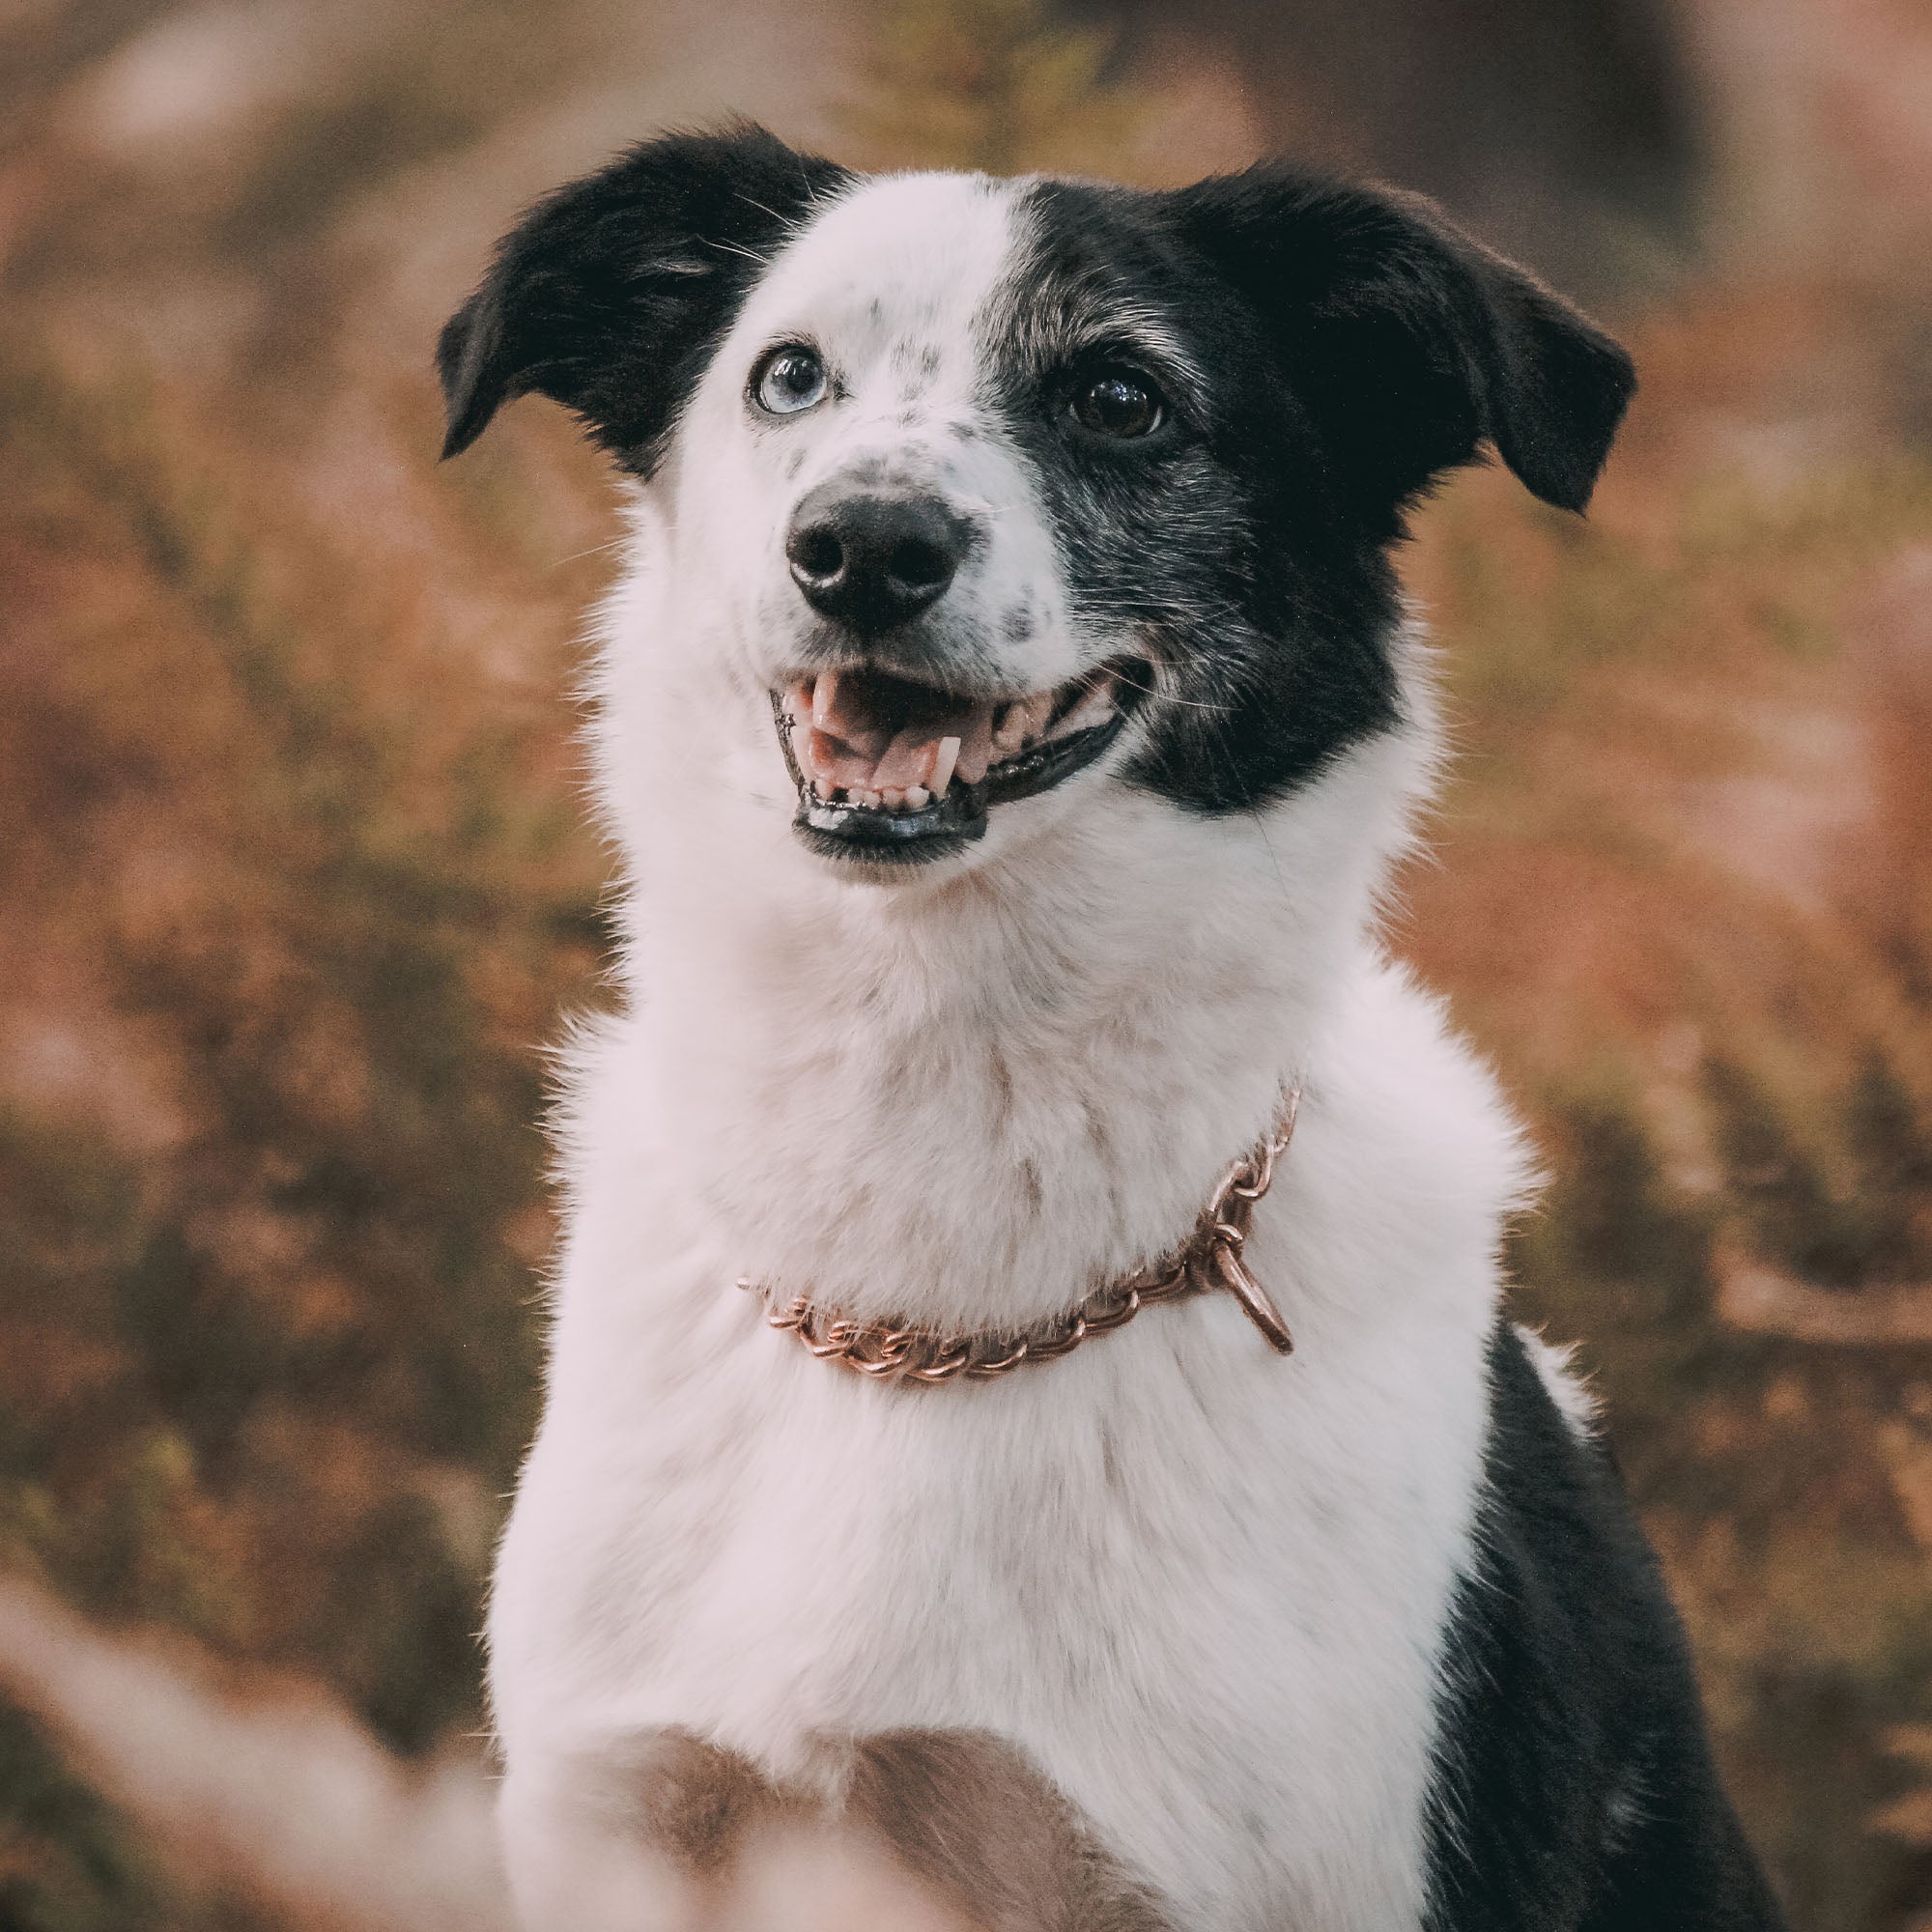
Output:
[739, 1089, 1301, 1385]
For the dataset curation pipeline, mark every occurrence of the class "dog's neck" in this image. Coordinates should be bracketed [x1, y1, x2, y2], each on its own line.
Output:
[593, 589, 1430, 1334]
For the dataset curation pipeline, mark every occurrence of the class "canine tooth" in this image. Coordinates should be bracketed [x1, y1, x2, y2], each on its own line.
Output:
[930, 736, 961, 797]
[905, 785, 930, 810]
[811, 669, 838, 731]
[813, 777, 834, 801]
[1005, 690, 1053, 750]
[954, 713, 996, 786]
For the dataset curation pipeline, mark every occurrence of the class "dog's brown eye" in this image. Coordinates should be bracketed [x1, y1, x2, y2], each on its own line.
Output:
[753, 344, 828, 416]
[1071, 369, 1163, 439]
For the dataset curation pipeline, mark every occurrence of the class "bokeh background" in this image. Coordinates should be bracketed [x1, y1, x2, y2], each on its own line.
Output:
[3, 0, 1932, 1925]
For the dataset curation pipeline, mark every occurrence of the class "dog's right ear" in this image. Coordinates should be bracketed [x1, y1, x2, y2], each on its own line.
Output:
[1164, 166, 1634, 526]
[437, 125, 849, 470]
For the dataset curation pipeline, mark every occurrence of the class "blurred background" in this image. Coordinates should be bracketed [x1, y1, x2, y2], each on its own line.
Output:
[2, 0, 1931, 1925]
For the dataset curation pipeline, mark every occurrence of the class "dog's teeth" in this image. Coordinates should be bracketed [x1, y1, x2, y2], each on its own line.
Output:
[881, 786, 905, 808]
[905, 785, 930, 810]
[930, 736, 961, 797]
[954, 713, 996, 786]
[1001, 690, 1053, 753]
[807, 727, 843, 778]
[811, 669, 838, 731]
[857, 787, 881, 808]
[813, 777, 834, 801]
[1054, 677, 1119, 738]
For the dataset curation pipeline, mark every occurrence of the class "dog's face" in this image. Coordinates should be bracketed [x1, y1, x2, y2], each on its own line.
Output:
[440, 129, 1632, 880]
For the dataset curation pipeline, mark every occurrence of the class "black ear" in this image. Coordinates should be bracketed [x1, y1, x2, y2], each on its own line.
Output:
[437, 125, 850, 469]
[1166, 167, 1635, 518]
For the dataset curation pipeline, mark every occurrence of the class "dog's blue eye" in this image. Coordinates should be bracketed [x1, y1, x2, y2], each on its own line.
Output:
[753, 344, 828, 416]
[1071, 369, 1163, 439]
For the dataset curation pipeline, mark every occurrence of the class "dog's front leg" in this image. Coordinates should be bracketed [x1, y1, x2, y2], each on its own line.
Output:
[497, 1735, 985, 1932]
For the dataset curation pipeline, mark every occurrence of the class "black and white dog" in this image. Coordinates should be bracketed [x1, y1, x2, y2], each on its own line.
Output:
[438, 127, 1786, 1931]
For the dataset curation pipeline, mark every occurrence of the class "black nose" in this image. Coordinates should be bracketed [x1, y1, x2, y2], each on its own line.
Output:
[784, 486, 973, 634]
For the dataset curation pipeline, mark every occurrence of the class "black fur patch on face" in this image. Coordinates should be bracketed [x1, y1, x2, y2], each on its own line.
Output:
[437, 126, 849, 473]
[988, 169, 1634, 816]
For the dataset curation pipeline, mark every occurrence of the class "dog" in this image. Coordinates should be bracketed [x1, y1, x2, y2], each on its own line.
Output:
[437, 125, 1787, 1931]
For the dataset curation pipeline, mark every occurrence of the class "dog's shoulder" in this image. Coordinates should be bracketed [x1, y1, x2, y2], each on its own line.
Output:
[1422, 1319, 1786, 1931]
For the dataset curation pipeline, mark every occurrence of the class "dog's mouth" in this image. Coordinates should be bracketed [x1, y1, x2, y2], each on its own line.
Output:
[773, 659, 1146, 864]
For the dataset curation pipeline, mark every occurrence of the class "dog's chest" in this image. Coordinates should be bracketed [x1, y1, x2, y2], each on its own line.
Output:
[493, 1267, 1492, 1932]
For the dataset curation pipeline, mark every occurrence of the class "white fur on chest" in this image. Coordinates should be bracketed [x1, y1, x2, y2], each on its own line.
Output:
[490, 959, 1522, 1932]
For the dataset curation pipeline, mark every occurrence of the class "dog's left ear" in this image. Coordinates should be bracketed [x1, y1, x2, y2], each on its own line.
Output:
[438, 124, 849, 469]
[1167, 168, 1635, 519]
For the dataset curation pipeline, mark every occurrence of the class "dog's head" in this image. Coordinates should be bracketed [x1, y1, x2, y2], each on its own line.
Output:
[440, 127, 1632, 881]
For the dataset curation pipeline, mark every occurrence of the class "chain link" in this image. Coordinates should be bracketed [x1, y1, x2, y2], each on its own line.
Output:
[739, 1087, 1302, 1384]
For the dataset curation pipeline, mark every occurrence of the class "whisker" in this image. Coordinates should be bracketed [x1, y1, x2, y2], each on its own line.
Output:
[549, 535, 632, 572]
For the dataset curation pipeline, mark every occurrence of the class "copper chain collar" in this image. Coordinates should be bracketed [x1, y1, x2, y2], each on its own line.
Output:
[738, 1088, 1302, 1386]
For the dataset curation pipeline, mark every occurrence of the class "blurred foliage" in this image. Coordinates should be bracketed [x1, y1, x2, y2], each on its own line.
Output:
[1509, 1082, 1932, 1932]
[2, 0, 1932, 1927]
[0, 1703, 183, 1932]
[0, 331, 605, 1924]
[1707, 1051, 1932, 1293]
[846, 0, 1146, 173]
